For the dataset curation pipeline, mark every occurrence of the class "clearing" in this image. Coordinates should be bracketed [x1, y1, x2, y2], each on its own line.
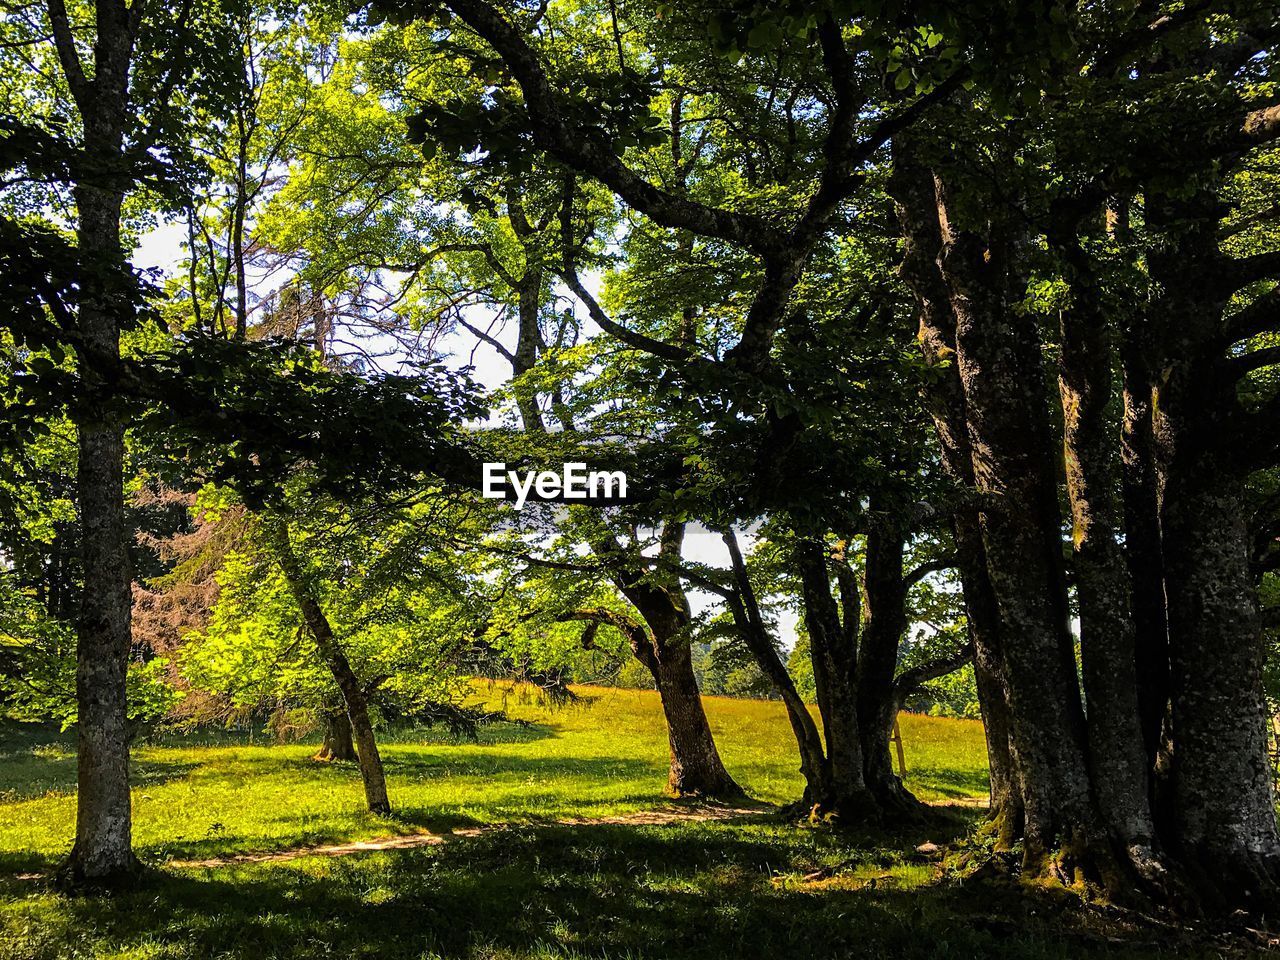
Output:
[0, 686, 1256, 958]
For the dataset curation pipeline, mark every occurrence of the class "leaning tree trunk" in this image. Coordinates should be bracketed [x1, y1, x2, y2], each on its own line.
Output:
[633, 624, 742, 798]
[604, 523, 742, 800]
[271, 526, 391, 815]
[889, 151, 1023, 845]
[1148, 189, 1280, 904]
[63, 182, 142, 887]
[314, 708, 357, 763]
[724, 532, 856, 816]
[1053, 227, 1159, 875]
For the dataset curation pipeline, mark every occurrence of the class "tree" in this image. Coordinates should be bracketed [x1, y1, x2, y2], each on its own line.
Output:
[0, 0, 255, 886]
[888, 1, 1280, 904]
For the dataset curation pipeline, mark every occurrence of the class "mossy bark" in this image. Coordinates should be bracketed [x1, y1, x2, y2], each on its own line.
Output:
[890, 151, 1023, 843]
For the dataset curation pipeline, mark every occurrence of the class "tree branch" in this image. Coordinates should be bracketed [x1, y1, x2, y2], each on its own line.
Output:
[44, 0, 90, 111]
[1229, 344, 1280, 379]
[557, 176, 700, 364]
[904, 556, 956, 587]
[1219, 250, 1280, 293]
[443, 0, 783, 253]
[1223, 286, 1280, 344]
[892, 643, 973, 702]
[455, 315, 516, 364]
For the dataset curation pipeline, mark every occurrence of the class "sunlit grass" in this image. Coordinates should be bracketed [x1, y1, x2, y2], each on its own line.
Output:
[0, 688, 1234, 959]
[0, 684, 988, 871]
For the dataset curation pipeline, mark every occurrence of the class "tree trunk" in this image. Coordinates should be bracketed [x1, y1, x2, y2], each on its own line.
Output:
[853, 523, 918, 811]
[637, 629, 741, 798]
[1160, 455, 1279, 897]
[63, 182, 142, 887]
[793, 538, 875, 816]
[603, 524, 742, 799]
[512, 273, 545, 432]
[1120, 342, 1172, 779]
[889, 151, 1023, 844]
[933, 178, 1097, 874]
[1148, 190, 1280, 902]
[314, 709, 357, 762]
[504, 228, 739, 797]
[724, 532, 858, 817]
[232, 161, 248, 340]
[1054, 229, 1158, 868]
[271, 525, 391, 815]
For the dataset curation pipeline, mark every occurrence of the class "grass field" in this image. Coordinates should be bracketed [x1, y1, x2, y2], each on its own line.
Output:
[0, 686, 1254, 958]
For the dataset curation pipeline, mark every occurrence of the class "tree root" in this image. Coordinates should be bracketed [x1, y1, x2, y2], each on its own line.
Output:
[53, 852, 146, 896]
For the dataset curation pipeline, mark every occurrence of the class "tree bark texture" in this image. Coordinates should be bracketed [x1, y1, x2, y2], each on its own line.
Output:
[1148, 191, 1280, 897]
[55, 0, 144, 887]
[272, 526, 392, 815]
[1054, 233, 1157, 861]
[889, 152, 1023, 844]
[65, 187, 140, 886]
[932, 177, 1096, 870]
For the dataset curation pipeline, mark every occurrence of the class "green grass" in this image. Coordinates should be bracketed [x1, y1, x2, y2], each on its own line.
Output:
[0, 685, 989, 871]
[0, 686, 1244, 958]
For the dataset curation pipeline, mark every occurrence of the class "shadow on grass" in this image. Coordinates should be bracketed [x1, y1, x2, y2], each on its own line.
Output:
[117, 753, 679, 863]
[0, 721, 73, 756]
[140, 718, 560, 751]
[0, 753, 200, 803]
[905, 765, 991, 800]
[0, 814, 1209, 960]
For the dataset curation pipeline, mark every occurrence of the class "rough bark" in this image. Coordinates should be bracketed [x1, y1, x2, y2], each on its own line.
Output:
[66, 189, 140, 887]
[793, 538, 874, 816]
[52, 0, 144, 888]
[852, 523, 918, 811]
[889, 151, 1023, 844]
[1054, 229, 1158, 866]
[314, 709, 357, 762]
[1148, 191, 1280, 902]
[932, 176, 1097, 873]
[271, 526, 391, 815]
